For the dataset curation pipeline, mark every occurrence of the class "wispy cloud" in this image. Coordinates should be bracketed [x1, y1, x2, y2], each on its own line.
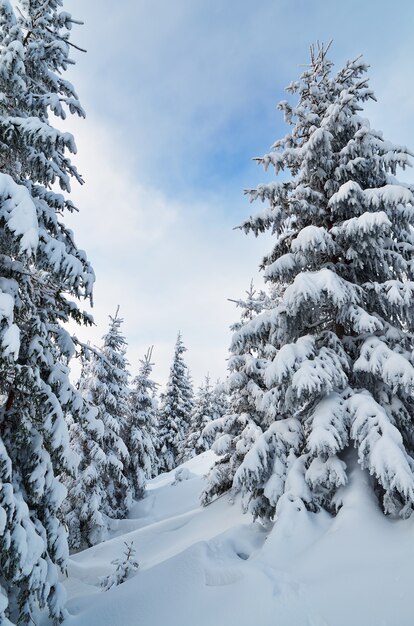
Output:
[63, 0, 414, 386]
[66, 118, 268, 385]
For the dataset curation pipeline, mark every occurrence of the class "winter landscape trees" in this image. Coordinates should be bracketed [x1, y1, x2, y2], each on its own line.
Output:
[0, 1, 159, 622]
[80, 310, 132, 520]
[1, 0, 414, 622]
[0, 0, 95, 623]
[201, 284, 266, 505]
[126, 347, 158, 496]
[157, 333, 194, 471]
[204, 43, 414, 522]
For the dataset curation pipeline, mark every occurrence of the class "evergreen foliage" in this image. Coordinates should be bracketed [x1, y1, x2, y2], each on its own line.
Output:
[182, 375, 214, 461]
[206, 44, 414, 521]
[158, 333, 193, 472]
[201, 283, 267, 505]
[0, 1, 94, 623]
[78, 310, 132, 520]
[125, 347, 158, 499]
[210, 379, 230, 423]
[182, 376, 229, 461]
[100, 541, 139, 592]
[64, 344, 107, 550]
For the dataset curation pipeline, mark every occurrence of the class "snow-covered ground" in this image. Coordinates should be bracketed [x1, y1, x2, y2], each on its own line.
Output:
[63, 451, 414, 626]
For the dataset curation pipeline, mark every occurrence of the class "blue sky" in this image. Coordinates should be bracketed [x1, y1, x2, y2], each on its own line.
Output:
[65, 0, 414, 386]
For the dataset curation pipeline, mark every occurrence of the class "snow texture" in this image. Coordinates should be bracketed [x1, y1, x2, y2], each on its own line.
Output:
[61, 451, 414, 626]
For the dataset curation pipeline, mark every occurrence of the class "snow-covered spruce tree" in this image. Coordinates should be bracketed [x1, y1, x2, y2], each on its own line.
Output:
[210, 379, 229, 422]
[157, 333, 193, 472]
[63, 344, 107, 550]
[79, 310, 132, 520]
[197, 379, 229, 453]
[181, 374, 215, 461]
[201, 283, 269, 505]
[100, 541, 139, 592]
[226, 43, 414, 521]
[125, 347, 158, 499]
[0, 1, 94, 624]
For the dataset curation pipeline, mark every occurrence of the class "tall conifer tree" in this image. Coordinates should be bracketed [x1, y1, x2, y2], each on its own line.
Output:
[125, 347, 158, 499]
[0, 1, 93, 623]
[64, 345, 107, 550]
[181, 375, 214, 461]
[202, 284, 266, 505]
[158, 333, 193, 472]
[207, 44, 414, 521]
[79, 310, 132, 519]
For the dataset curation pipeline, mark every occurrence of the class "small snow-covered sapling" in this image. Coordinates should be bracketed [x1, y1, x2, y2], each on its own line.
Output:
[101, 542, 139, 591]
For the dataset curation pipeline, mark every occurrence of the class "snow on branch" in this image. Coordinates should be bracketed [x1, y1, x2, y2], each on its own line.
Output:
[291, 225, 336, 255]
[338, 304, 383, 335]
[306, 392, 349, 457]
[265, 335, 315, 388]
[354, 337, 414, 392]
[100, 542, 139, 591]
[349, 391, 414, 516]
[282, 269, 360, 317]
[0, 172, 38, 254]
[233, 417, 302, 518]
[291, 346, 348, 400]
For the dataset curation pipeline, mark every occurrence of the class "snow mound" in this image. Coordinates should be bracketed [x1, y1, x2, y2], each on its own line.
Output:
[62, 450, 414, 626]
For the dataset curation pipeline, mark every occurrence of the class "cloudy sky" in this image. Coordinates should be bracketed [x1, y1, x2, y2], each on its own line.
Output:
[64, 0, 414, 387]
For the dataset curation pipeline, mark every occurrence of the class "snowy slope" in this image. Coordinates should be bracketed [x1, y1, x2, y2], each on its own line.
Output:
[63, 450, 414, 626]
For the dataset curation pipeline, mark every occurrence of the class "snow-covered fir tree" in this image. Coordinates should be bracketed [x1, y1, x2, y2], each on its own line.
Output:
[214, 43, 414, 522]
[63, 344, 107, 550]
[210, 379, 229, 422]
[157, 333, 193, 472]
[125, 347, 158, 499]
[182, 374, 215, 461]
[201, 283, 268, 505]
[79, 310, 132, 520]
[100, 541, 139, 592]
[0, 1, 94, 623]
[196, 379, 229, 452]
[182, 377, 229, 462]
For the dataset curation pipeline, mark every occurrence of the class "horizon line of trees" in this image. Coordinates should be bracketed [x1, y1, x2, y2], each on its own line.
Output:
[65, 313, 228, 550]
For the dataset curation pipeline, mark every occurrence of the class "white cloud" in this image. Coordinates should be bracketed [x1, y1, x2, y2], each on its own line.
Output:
[66, 117, 268, 387]
[62, 0, 414, 390]
[67, 118, 178, 250]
